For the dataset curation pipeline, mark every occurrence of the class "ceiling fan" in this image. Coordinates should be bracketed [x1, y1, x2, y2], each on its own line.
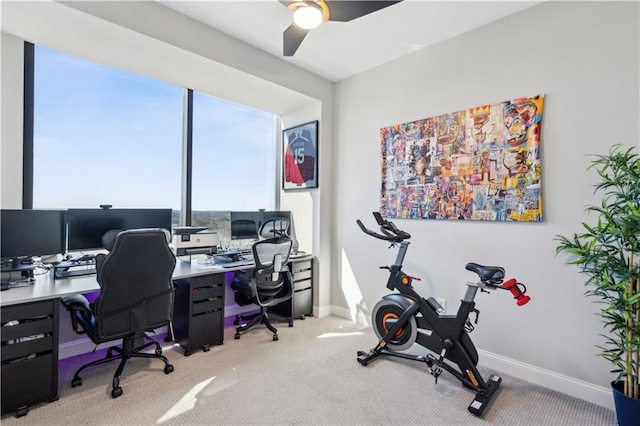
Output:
[279, 1, 403, 56]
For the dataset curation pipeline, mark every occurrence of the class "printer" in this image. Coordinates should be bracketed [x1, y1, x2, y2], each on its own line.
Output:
[172, 227, 219, 257]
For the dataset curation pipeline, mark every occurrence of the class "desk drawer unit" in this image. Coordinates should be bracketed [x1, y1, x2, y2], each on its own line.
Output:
[173, 273, 224, 356]
[270, 259, 313, 320]
[1, 299, 59, 417]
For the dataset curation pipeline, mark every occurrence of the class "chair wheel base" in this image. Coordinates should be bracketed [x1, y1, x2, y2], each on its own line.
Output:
[164, 364, 174, 374]
[71, 377, 82, 388]
[111, 386, 123, 398]
[273, 334, 279, 341]
[234, 332, 241, 339]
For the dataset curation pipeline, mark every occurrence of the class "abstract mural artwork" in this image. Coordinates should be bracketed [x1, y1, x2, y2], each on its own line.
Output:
[380, 95, 544, 222]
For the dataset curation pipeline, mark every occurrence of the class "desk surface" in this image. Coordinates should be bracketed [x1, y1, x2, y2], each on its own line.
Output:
[0, 254, 313, 307]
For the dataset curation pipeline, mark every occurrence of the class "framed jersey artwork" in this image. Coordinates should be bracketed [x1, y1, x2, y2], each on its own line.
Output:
[283, 120, 318, 190]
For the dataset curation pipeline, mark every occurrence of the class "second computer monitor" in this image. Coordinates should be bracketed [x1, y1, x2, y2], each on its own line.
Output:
[67, 208, 172, 251]
[1, 209, 67, 260]
[229, 211, 262, 240]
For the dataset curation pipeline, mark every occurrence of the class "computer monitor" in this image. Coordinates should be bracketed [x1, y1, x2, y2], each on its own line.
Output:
[230, 211, 262, 240]
[1, 209, 67, 264]
[67, 208, 172, 251]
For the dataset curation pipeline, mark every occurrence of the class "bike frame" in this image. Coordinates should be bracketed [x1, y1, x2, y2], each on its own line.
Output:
[377, 240, 487, 390]
[357, 238, 502, 416]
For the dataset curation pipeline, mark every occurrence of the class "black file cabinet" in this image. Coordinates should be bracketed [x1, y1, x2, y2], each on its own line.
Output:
[270, 258, 313, 320]
[1, 299, 59, 417]
[173, 274, 225, 356]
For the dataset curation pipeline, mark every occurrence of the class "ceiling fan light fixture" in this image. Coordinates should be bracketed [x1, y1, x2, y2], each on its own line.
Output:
[293, 3, 324, 30]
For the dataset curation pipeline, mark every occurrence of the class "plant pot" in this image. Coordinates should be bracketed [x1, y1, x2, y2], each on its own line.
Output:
[611, 381, 640, 426]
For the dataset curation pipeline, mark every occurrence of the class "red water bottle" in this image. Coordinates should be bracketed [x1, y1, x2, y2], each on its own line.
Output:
[502, 278, 530, 306]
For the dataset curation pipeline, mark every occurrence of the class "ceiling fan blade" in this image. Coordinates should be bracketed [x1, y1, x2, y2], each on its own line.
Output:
[283, 24, 309, 57]
[326, 1, 403, 22]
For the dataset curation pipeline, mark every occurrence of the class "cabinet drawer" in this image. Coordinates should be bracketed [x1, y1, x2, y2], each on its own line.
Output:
[192, 285, 222, 302]
[1, 336, 53, 362]
[190, 274, 223, 289]
[191, 311, 223, 349]
[293, 288, 313, 318]
[192, 298, 222, 315]
[1, 353, 55, 414]
[1, 317, 54, 342]
[293, 269, 312, 282]
[291, 260, 312, 274]
[294, 279, 312, 292]
[2, 300, 53, 323]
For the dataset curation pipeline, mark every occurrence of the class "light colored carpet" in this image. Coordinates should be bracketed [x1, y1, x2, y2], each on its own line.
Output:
[1, 315, 615, 425]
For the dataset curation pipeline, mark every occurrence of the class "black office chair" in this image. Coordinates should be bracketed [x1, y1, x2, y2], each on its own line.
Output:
[61, 228, 176, 398]
[231, 235, 293, 341]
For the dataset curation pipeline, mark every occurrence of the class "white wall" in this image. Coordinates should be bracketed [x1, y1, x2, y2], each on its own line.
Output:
[0, 33, 24, 208]
[334, 0, 639, 407]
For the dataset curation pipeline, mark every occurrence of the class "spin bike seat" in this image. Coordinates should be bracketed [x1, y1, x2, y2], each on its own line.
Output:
[465, 262, 505, 283]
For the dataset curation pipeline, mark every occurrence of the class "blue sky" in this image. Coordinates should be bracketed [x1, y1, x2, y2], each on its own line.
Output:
[33, 46, 275, 211]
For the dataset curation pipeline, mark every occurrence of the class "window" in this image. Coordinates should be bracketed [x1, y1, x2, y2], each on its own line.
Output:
[191, 92, 277, 236]
[29, 45, 278, 232]
[32, 46, 183, 221]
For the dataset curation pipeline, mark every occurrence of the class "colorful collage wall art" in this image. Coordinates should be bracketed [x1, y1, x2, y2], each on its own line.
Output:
[380, 95, 544, 222]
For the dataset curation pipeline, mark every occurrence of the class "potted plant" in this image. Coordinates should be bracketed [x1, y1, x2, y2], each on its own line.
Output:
[554, 144, 640, 425]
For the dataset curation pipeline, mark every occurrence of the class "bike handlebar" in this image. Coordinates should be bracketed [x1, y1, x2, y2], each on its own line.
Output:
[356, 212, 411, 242]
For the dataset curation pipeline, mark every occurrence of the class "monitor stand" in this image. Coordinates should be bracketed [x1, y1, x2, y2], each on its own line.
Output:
[0, 257, 37, 273]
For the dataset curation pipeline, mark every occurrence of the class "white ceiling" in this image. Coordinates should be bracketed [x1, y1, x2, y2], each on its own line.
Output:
[158, 0, 542, 82]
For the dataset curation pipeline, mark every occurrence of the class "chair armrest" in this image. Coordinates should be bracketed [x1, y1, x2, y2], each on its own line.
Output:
[61, 294, 93, 335]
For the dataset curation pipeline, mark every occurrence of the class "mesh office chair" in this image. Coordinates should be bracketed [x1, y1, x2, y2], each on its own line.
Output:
[231, 235, 293, 341]
[258, 217, 290, 240]
[61, 228, 176, 398]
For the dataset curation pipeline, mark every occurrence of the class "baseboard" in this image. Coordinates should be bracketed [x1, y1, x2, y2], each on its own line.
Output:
[329, 304, 353, 320]
[315, 304, 333, 318]
[477, 349, 614, 410]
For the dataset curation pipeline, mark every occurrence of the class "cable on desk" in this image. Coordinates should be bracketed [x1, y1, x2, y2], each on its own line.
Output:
[0, 276, 36, 289]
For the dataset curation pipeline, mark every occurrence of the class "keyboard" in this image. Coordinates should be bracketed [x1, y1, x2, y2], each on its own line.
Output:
[57, 259, 96, 268]
[54, 267, 97, 279]
[221, 260, 254, 268]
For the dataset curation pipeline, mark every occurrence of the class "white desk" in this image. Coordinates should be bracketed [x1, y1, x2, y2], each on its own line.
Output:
[0, 254, 313, 307]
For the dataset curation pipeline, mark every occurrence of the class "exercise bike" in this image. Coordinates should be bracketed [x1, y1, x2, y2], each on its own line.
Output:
[356, 212, 530, 416]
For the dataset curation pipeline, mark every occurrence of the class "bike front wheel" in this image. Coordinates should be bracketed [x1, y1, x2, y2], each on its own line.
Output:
[372, 298, 417, 351]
